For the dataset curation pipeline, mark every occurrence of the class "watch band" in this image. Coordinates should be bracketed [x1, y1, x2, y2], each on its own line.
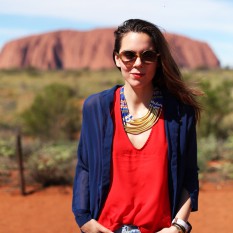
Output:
[172, 223, 184, 233]
[172, 218, 190, 232]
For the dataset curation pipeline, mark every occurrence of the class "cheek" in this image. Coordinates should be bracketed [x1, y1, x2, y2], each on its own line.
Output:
[119, 67, 133, 82]
[148, 63, 158, 76]
[118, 62, 131, 74]
[120, 66, 130, 78]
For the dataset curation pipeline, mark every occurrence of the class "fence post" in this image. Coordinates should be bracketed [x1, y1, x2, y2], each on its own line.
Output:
[16, 130, 26, 195]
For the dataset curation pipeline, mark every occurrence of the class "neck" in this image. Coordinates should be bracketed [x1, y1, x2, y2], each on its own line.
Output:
[124, 84, 154, 117]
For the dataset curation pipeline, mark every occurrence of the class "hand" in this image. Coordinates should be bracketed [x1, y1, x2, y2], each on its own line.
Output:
[81, 219, 114, 233]
[156, 226, 180, 233]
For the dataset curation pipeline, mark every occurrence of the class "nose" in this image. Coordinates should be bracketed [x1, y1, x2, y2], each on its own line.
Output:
[133, 56, 143, 67]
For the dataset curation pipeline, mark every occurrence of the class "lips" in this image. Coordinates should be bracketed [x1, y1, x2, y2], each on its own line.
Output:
[131, 73, 145, 78]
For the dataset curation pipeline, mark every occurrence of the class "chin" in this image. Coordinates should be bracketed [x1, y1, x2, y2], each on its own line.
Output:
[125, 80, 153, 89]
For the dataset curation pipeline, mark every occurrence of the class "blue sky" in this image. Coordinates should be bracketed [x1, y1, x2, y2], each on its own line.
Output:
[0, 0, 232, 67]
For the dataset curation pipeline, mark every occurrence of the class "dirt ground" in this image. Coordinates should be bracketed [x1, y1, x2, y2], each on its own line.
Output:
[0, 181, 232, 233]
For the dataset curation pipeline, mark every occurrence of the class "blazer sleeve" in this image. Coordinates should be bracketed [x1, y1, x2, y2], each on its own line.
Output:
[183, 106, 199, 212]
[72, 103, 92, 227]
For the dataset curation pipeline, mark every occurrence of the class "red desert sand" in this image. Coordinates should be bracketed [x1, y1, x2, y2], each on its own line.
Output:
[0, 181, 232, 233]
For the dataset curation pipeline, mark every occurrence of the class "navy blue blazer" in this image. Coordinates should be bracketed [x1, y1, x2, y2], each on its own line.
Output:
[72, 85, 199, 227]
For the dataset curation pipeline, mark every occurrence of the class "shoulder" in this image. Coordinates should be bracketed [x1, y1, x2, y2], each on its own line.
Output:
[82, 85, 120, 117]
[83, 85, 119, 108]
[163, 90, 195, 122]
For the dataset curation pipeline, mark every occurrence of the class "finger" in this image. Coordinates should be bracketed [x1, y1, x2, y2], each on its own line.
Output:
[97, 223, 114, 233]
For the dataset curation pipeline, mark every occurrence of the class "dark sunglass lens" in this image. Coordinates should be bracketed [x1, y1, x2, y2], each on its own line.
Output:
[121, 51, 136, 62]
[142, 51, 157, 63]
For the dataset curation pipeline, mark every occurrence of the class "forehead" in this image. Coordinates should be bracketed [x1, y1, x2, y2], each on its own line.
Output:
[120, 32, 154, 51]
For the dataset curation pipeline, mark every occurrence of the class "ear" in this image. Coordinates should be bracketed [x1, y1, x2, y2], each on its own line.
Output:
[114, 53, 121, 68]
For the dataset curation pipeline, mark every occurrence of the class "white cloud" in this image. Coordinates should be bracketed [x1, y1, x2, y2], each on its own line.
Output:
[0, 28, 32, 36]
[0, 0, 232, 29]
[1, 0, 232, 40]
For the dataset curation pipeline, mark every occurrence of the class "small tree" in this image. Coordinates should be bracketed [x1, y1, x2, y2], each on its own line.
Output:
[21, 83, 80, 140]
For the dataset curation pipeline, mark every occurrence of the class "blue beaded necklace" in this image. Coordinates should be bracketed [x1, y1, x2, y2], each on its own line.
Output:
[120, 86, 163, 134]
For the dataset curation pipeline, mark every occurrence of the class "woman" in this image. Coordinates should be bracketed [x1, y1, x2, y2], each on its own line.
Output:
[72, 19, 201, 233]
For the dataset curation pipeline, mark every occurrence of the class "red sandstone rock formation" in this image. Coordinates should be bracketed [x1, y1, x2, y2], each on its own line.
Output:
[165, 33, 220, 69]
[0, 29, 220, 70]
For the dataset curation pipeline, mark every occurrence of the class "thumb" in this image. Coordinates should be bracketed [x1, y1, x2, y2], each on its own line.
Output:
[97, 223, 114, 233]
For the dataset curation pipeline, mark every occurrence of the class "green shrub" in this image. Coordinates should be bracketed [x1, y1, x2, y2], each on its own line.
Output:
[0, 138, 15, 158]
[20, 83, 81, 140]
[0, 138, 17, 183]
[197, 135, 218, 172]
[198, 80, 233, 139]
[27, 142, 77, 186]
[198, 134, 233, 179]
[222, 136, 233, 161]
[221, 162, 233, 179]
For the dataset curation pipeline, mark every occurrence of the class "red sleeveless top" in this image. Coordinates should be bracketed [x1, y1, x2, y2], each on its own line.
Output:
[98, 88, 171, 233]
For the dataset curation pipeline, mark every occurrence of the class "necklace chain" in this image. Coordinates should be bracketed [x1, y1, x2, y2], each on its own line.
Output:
[120, 86, 163, 135]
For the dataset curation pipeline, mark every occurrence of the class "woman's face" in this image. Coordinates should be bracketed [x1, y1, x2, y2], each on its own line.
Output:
[115, 32, 158, 90]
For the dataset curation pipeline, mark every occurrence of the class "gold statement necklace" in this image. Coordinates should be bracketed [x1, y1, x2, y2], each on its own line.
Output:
[120, 86, 163, 135]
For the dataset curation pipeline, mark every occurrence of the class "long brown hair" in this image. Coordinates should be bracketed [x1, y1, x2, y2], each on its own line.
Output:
[113, 19, 203, 121]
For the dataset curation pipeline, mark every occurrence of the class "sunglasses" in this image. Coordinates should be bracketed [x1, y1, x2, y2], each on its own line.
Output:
[116, 50, 159, 65]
